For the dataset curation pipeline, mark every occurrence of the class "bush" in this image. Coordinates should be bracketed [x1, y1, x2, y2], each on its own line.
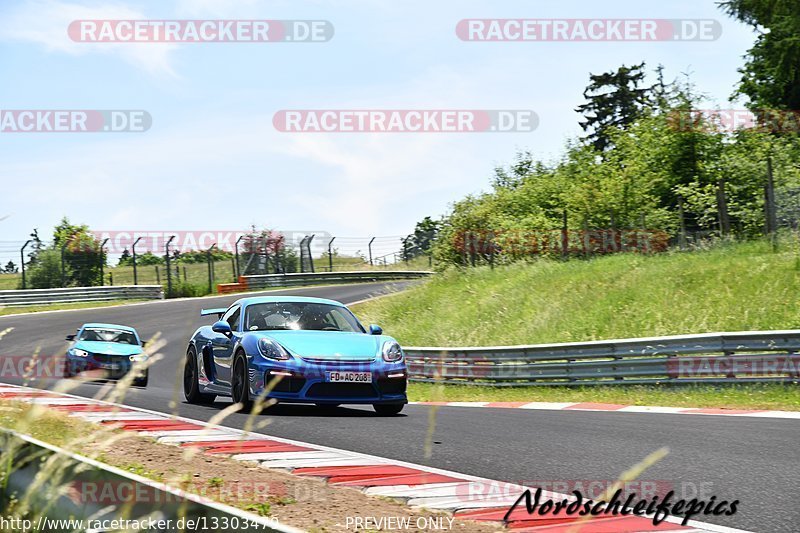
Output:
[24, 250, 65, 289]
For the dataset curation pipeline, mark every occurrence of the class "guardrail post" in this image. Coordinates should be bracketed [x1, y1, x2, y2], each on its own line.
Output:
[131, 236, 142, 285]
[20, 240, 31, 289]
[165, 236, 175, 297]
[368, 237, 375, 266]
[328, 236, 336, 272]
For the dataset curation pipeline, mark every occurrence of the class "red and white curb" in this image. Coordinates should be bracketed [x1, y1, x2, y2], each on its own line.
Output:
[0, 384, 751, 533]
[410, 401, 800, 419]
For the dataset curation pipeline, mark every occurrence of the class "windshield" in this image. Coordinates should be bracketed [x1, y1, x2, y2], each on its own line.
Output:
[244, 302, 364, 333]
[79, 328, 139, 345]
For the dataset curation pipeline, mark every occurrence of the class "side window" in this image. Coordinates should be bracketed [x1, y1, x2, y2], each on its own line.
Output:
[229, 308, 241, 331]
[221, 306, 241, 331]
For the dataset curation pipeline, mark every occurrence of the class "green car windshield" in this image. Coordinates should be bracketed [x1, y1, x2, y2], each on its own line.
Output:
[244, 302, 364, 333]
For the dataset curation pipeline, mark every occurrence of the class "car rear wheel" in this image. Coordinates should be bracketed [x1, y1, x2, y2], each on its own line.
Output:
[184, 346, 215, 404]
[373, 403, 404, 416]
[231, 355, 253, 412]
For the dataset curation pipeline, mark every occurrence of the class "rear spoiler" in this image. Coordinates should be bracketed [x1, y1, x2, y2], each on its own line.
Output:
[200, 308, 227, 319]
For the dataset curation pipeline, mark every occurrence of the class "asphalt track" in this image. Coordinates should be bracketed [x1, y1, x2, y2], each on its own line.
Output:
[0, 282, 797, 533]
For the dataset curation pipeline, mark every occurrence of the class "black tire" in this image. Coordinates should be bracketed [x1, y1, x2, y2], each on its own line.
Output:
[231, 354, 253, 412]
[373, 403, 404, 416]
[184, 346, 215, 404]
[133, 370, 149, 388]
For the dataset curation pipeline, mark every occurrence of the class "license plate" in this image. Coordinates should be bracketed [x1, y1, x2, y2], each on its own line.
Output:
[101, 363, 120, 370]
[326, 371, 372, 383]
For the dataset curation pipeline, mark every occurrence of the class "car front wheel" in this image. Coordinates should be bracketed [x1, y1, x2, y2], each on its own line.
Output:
[231, 354, 253, 412]
[133, 370, 149, 388]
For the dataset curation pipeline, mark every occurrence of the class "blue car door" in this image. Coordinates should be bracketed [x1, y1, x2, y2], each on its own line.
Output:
[211, 305, 241, 386]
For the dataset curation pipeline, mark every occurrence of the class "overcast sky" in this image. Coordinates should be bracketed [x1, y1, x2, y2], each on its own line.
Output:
[0, 0, 756, 262]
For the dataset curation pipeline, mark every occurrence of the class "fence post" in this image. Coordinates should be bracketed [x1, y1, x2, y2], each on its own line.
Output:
[20, 240, 31, 289]
[207, 244, 217, 294]
[766, 155, 778, 250]
[561, 210, 568, 259]
[131, 237, 142, 285]
[308, 234, 315, 273]
[488, 231, 495, 269]
[716, 178, 731, 237]
[99, 238, 109, 286]
[165, 236, 175, 298]
[60, 243, 67, 287]
[368, 237, 375, 266]
[328, 236, 335, 272]
[155, 266, 160, 284]
[678, 196, 687, 250]
[234, 235, 244, 280]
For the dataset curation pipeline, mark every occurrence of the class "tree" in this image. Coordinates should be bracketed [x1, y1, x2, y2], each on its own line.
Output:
[135, 252, 163, 266]
[719, 0, 800, 112]
[402, 216, 442, 259]
[118, 249, 132, 266]
[26, 228, 44, 266]
[52, 217, 104, 287]
[576, 63, 652, 151]
[3, 261, 17, 274]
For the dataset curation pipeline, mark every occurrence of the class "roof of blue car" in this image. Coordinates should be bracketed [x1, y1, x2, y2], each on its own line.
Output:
[81, 323, 138, 332]
[233, 296, 345, 307]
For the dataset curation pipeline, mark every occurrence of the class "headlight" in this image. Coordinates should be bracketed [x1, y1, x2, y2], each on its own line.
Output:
[70, 348, 89, 358]
[258, 338, 291, 361]
[382, 341, 403, 363]
[129, 354, 148, 362]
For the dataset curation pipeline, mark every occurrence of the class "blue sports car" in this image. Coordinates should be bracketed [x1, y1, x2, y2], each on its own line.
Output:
[183, 296, 407, 415]
[64, 323, 149, 387]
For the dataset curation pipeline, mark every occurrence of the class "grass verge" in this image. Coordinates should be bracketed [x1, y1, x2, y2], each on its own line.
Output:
[408, 382, 800, 411]
[0, 299, 149, 316]
[352, 240, 800, 346]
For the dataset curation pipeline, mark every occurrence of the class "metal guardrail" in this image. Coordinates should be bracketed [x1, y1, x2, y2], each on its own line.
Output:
[0, 285, 164, 307]
[242, 270, 433, 290]
[0, 429, 297, 532]
[405, 330, 800, 386]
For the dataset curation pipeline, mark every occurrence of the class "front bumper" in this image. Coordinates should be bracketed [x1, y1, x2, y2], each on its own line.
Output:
[249, 356, 407, 405]
[65, 355, 137, 380]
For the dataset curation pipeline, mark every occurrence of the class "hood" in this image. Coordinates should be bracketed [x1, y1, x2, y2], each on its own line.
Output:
[74, 341, 143, 357]
[257, 331, 383, 362]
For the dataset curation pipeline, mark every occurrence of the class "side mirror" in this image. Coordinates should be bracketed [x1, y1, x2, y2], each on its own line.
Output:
[141, 341, 148, 348]
[369, 324, 383, 336]
[65, 334, 75, 341]
[212, 321, 232, 335]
